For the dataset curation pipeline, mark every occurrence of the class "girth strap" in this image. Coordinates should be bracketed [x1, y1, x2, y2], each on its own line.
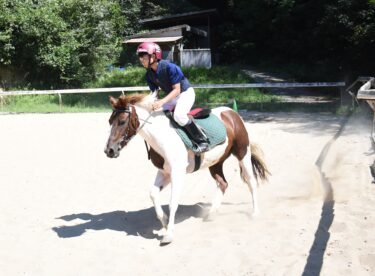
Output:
[144, 141, 151, 160]
[193, 155, 201, 172]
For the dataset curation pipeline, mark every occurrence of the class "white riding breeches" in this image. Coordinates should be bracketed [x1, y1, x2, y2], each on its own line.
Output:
[162, 87, 195, 126]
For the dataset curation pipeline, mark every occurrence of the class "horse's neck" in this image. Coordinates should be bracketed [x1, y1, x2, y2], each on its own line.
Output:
[134, 99, 158, 133]
[134, 104, 170, 148]
[134, 105, 152, 124]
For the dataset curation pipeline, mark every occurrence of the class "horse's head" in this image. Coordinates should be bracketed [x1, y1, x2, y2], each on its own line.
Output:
[105, 96, 140, 158]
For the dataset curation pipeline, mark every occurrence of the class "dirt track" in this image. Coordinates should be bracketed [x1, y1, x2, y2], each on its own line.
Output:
[0, 111, 374, 275]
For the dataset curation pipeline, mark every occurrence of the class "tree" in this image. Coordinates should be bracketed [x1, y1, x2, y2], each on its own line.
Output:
[216, 0, 375, 78]
[0, 0, 130, 88]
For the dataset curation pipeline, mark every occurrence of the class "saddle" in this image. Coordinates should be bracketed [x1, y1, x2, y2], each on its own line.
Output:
[164, 108, 227, 154]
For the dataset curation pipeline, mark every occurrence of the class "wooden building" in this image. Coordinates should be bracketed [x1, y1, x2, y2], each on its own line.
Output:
[124, 9, 218, 68]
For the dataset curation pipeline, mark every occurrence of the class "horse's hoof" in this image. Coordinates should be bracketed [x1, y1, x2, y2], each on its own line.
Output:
[203, 213, 216, 222]
[160, 235, 173, 246]
[152, 227, 166, 237]
[251, 211, 260, 218]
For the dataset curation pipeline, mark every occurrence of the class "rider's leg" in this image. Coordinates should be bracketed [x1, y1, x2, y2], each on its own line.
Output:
[183, 120, 209, 153]
[174, 88, 209, 153]
[173, 87, 195, 126]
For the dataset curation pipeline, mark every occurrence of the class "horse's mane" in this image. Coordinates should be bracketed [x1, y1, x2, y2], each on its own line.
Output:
[117, 93, 153, 111]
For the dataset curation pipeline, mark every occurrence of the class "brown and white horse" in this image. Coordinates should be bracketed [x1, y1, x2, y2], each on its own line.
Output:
[105, 93, 269, 245]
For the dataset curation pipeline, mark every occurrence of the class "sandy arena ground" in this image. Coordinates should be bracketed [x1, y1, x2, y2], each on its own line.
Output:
[0, 110, 374, 276]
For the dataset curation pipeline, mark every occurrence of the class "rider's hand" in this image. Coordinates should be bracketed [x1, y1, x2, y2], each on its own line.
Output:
[152, 99, 165, 111]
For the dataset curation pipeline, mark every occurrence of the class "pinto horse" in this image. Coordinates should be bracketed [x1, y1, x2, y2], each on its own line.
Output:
[105, 93, 269, 245]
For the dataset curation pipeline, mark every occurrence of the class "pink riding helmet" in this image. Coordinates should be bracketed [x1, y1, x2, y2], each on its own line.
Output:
[136, 42, 162, 60]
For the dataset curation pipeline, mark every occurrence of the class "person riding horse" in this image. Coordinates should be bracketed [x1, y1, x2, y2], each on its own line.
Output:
[136, 42, 209, 153]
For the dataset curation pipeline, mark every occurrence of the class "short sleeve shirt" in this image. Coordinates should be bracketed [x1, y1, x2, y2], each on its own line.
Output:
[146, 60, 191, 93]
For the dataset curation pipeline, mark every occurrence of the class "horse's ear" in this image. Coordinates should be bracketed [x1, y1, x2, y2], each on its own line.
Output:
[109, 96, 118, 108]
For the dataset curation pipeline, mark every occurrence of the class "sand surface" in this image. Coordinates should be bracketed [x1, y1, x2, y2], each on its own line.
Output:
[0, 111, 374, 276]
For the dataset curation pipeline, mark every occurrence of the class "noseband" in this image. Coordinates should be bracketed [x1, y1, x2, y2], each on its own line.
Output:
[111, 106, 139, 145]
[110, 104, 154, 149]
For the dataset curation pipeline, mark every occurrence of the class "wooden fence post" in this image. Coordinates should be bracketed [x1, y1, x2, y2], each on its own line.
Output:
[58, 93, 62, 112]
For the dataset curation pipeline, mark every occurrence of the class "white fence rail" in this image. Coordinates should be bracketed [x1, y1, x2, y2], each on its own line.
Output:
[357, 78, 375, 100]
[0, 82, 346, 96]
[0, 82, 346, 111]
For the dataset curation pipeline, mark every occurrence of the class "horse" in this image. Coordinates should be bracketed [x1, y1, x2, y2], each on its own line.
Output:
[104, 93, 269, 245]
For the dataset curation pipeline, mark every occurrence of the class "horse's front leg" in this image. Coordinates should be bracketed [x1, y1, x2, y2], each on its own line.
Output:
[160, 166, 185, 246]
[150, 170, 170, 230]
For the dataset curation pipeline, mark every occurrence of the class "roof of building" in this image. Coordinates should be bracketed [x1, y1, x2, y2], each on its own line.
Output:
[124, 36, 183, 44]
[140, 9, 218, 27]
[123, 24, 207, 44]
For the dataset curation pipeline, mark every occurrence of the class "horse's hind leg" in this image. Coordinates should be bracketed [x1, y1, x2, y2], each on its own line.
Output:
[239, 148, 259, 216]
[207, 162, 228, 220]
[150, 170, 170, 230]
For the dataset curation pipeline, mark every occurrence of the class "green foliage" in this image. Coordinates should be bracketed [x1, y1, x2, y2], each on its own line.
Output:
[0, 0, 131, 88]
[186, 0, 375, 79]
[140, 0, 198, 17]
[0, 0, 15, 65]
[1, 66, 280, 113]
[3, 0, 374, 91]
[180, 66, 277, 106]
[88, 65, 254, 88]
[88, 66, 147, 88]
[119, 0, 142, 37]
[194, 89, 278, 107]
[1, 94, 109, 113]
[183, 66, 250, 84]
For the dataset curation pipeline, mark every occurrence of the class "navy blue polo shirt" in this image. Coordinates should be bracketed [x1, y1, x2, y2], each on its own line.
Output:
[146, 60, 191, 94]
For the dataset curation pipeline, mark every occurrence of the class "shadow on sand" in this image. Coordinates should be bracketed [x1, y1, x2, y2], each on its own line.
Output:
[302, 111, 351, 275]
[52, 203, 208, 240]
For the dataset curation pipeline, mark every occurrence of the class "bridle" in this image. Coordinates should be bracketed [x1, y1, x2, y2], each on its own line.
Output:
[111, 106, 138, 146]
[111, 105, 153, 146]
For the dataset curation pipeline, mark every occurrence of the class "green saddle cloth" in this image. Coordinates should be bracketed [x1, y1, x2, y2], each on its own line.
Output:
[172, 114, 227, 154]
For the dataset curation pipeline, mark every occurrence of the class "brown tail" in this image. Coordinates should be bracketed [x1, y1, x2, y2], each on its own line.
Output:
[250, 143, 270, 182]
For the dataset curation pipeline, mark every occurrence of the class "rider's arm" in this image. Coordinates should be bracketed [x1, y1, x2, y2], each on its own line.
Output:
[160, 83, 181, 104]
[152, 83, 180, 110]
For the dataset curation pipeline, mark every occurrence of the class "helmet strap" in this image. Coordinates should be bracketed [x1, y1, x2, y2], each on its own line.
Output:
[148, 54, 157, 69]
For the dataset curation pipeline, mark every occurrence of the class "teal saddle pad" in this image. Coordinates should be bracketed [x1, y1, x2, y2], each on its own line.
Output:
[170, 113, 227, 154]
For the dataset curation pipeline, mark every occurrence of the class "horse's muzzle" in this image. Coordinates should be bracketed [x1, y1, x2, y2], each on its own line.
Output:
[104, 146, 120, 158]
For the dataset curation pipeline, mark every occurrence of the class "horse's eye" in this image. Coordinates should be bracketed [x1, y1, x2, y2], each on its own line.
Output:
[119, 120, 126, 126]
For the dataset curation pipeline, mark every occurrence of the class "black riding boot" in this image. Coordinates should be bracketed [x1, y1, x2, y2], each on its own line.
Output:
[183, 121, 210, 153]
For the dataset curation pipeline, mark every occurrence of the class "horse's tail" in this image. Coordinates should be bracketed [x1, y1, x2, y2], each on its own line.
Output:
[250, 143, 270, 182]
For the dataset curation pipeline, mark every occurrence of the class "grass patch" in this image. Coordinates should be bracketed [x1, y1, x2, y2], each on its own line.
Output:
[87, 66, 146, 88]
[1, 65, 281, 113]
[0, 93, 123, 113]
[195, 89, 278, 107]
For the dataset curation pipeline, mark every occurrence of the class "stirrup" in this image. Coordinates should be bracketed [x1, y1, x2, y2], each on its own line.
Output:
[196, 142, 210, 153]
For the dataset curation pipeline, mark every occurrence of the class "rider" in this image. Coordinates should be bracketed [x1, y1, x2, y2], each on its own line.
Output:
[136, 42, 209, 153]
